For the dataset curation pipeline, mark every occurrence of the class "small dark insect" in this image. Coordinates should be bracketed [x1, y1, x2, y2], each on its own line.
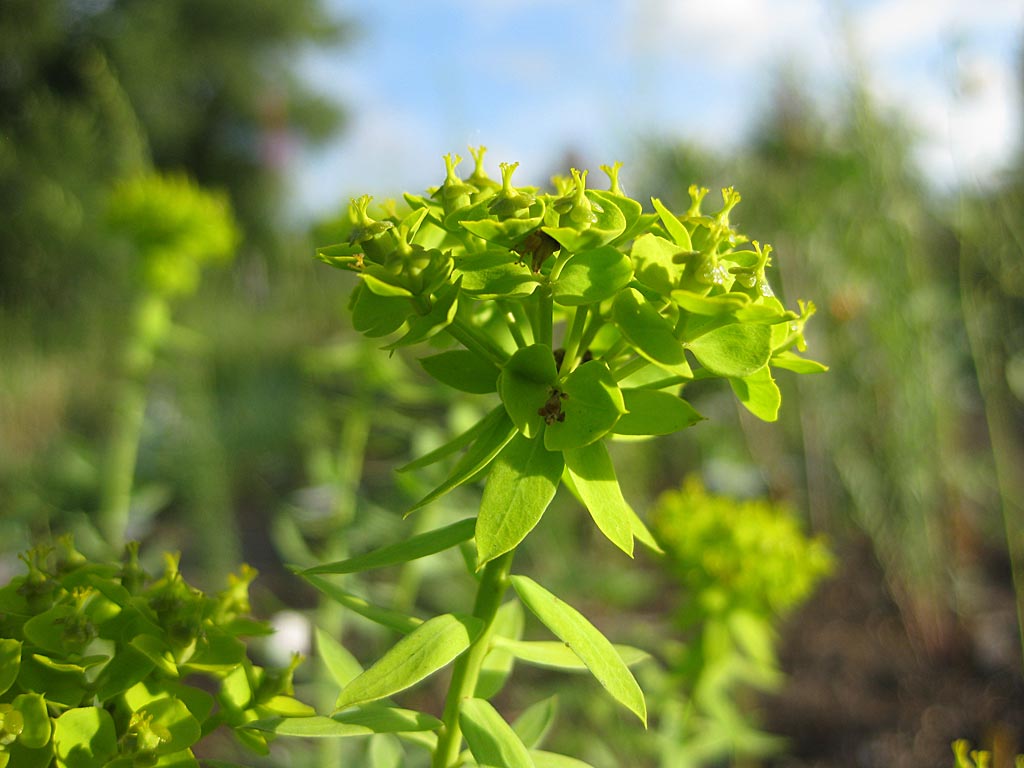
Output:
[538, 386, 568, 425]
[512, 230, 560, 273]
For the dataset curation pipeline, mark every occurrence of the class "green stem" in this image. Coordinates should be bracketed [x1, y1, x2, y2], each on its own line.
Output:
[98, 293, 166, 550]
[448, 316, 508, 365]
[501, 302, 529, 349]
[537, 288, 553, 349]
[612, 355, 649, 382]
[558, 305, 589, 379]
[431, 551, 515, 768]
[507, 302, 534, 346]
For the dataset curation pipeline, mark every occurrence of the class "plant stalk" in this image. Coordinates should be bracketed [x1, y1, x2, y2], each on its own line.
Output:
[431, 550, 515, 768]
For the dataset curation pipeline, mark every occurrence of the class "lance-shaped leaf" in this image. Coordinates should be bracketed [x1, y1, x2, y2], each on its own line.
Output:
[407, 410, 517, 514]
[729, 365, 781, 422]
[613, 389, 703, 436]
[335, 614, 483, 709]
[399, 405, 505, 473]
[531, 751, 598, 768]
[246, 707, 442, 738]
[611, 288, 692, 379]
[512, 695, 558, 750]
[511, 576, 646, 726]
[315, 627, 363, 691]
[498, 344, 557, 439]
[493, 638, 650, 672]
[651, 197, 693, 250]
[543, 361, 625, 452]
[563, 442, 634, 556]
[419, 349, 500, 394]
[302, 575, 422, 635]
[460, 698, 536, 768]
[686, 322, 771, 378]
[770, 350, 828, 374]
[304, 518, 476, 575]
[476, 435, 564, 567]
[476, 600, 524, 699]
[550, 246, 633, 306]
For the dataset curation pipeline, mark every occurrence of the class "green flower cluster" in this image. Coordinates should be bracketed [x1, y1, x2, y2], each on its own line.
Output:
[107, 173, 238, 297]
[0, 538, 304, 768]
[317, 149, 825, 566]
[652, 476, 834, 618]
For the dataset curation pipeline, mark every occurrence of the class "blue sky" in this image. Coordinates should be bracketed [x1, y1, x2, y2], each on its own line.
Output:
[291, 0, 1023, 218]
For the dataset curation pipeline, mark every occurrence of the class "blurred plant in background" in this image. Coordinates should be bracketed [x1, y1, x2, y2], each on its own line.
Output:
[649, 477, 833, 767]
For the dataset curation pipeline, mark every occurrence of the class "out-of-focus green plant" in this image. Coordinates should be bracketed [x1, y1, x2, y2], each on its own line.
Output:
[98, 173, 238, 551]
[246, 149, 823, 768]
[952, 739, 1024, 768]
[650, 476, 833, 767]
[0, 536, 302, 767]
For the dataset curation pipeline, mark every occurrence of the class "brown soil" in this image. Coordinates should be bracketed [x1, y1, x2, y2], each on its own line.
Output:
[764, 541, 1024, 768]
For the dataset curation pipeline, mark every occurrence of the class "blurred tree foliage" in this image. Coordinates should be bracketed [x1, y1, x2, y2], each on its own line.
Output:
[638, 71, 1022, 659]
[0, 0, 348, 340]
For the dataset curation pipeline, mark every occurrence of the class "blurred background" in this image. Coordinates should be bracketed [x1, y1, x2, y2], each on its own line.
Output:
[1, 1, 1022, 766]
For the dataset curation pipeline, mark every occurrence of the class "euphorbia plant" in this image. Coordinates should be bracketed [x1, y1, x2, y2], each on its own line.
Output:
[257, 149, 824, 767]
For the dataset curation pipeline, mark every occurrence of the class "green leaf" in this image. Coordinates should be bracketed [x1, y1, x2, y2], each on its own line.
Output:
[12, 693, 50, 749]
[687, 323, 771, 377]
[361, 271, 413, 298]
[551, 246, 633, 306]
[420, 350, 501, 394]
[476, 434, 564, 567]
[53, 707, 117, 768]
[563, 442, 634, 557]
[611, 288, 692, 378]
[530, 750, 597, 768]
[512, 696, 558, 749]
[130, 634, 178, 677]
[493, 639, 650, 672]
[335, 614, 482, 709]
[398, 404, 504, 473]
[261, 696, 317, 717]
[350, 284, 408, 338]
[141, 696, 202, 754]
[0, 638, 21, 696]
[630, 233, 685, 295]
[543, 361, 625, 451]
[729, 366, 781, 422]
[498, 344, 557, 439]
[368, 733, 404, 768]
[459, 698, 536, 768]
[770, 349, 828, 374]
[475, 600, 524, 699]
[510, 576, 646, 725]
[383, 279, 460, 351]
[315, 627, 364, 691]
[407, 409, 517, 514]
[672, 290, 750, 316]
[455, 250, 538, 298]
[94, 644, 154, 700]
[304, 518, 476, 575]
[302, 575, 422, 635]
[651, 197, 693, 250]
[247, 707, 441, 738]
[613, 389, 703, 435]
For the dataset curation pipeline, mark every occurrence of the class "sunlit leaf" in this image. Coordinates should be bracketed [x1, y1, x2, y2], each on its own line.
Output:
[459, 698, 536, 768]
[511, 576, 646, 725]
